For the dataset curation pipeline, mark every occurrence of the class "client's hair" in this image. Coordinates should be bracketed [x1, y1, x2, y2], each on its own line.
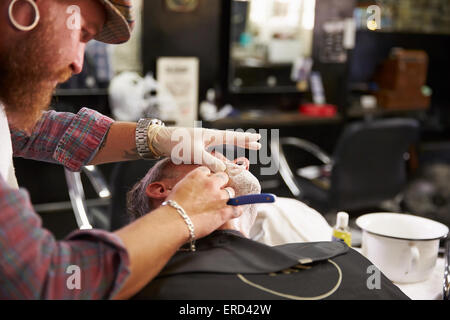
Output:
[126, 158, 174, 220]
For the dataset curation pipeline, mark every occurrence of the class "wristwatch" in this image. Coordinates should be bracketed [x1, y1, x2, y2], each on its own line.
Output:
[135, 118, 165, 159]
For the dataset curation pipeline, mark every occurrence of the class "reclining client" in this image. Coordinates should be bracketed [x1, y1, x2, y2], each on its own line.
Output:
[127, 155, 409, 300]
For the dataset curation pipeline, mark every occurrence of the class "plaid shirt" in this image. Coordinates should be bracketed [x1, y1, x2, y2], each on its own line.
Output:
[0, 108, 130, 299]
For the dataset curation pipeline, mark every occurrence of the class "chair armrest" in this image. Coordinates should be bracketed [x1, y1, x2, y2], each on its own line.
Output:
[82, 166, 111, 199]
[270, 137, 332, 198]
[280, 137, 332, 165]
[64, 169, 93, 230]
[65, 166, 112, 230]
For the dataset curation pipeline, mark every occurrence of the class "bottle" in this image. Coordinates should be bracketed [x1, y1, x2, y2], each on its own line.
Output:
[332, 212, 352, 247]
[199, 88, 218, 121]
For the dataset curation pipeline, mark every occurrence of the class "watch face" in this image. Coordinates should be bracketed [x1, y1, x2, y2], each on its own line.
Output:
[165, 0, 199, 12]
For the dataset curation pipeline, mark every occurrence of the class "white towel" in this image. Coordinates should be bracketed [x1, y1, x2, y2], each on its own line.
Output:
[225, 162, 261, 238]
[250, 197, 332, 246]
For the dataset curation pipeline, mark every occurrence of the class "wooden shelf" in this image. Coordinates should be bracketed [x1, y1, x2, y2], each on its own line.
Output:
[205, 112, 342, 129]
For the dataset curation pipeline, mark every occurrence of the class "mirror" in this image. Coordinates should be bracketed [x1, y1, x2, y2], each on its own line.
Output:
[229, 0, 316, 93]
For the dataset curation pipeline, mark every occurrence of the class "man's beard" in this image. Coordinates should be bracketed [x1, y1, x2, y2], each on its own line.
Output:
[226, 162, 262, 237]
[0, 14, 72, 133]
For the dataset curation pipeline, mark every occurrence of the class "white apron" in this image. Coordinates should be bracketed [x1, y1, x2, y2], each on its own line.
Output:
[0, 103, 19, 189]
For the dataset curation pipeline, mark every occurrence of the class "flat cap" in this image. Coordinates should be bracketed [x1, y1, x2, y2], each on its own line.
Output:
[95, 0, 135, 44]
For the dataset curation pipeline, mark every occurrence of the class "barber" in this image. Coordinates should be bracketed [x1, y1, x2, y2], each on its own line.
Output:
[0, 0, 260, 299]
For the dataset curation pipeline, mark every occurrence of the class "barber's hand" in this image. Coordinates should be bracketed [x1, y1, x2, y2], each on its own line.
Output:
[165, 166, 243, 239]
[149, 126, 261, 172]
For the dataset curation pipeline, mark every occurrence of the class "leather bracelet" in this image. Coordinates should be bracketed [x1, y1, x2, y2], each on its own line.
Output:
[162, 200, 196, 252]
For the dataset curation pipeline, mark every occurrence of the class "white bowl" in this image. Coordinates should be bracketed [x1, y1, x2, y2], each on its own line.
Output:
[356, 213, 449, 283]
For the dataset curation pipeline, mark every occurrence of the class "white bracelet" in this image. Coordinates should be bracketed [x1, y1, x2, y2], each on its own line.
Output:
[162, 200, 196, 252]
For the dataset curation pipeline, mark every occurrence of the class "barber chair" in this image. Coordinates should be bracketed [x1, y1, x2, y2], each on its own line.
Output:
[271, 118, 420, 216]
[65, 160, 157, 231]
[64, 166, 112, 230]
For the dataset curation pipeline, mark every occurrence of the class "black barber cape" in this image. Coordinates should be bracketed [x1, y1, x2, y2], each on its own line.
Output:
[133, 230, 409, 300]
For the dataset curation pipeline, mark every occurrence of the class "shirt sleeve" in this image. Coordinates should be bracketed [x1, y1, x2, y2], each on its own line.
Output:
[11, 108, 114, 172]
[0, 176, 131, 299]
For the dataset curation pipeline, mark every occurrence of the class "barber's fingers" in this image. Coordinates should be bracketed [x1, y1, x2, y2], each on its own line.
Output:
[188, 166, 229, 188]
[187, 166, 211, 179]
[196, 166, 211, 175]
[202, 150, 226, 172]
[210, 172, 229, 189]
[234, 157, 250, 170]
[202, 129, 261, 150]
[220, 131, 262, 150]
[232, 206, 243, 218]
[222, 205, 243, 219]
[221, 188, 243, 218]
[210, 150, 228, 162]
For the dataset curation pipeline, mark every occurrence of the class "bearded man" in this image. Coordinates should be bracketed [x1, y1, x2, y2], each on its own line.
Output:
[0, 0, 261, 299]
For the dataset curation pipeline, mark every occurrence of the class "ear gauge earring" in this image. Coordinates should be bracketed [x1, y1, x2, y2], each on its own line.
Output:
[8, 0, 40, 32]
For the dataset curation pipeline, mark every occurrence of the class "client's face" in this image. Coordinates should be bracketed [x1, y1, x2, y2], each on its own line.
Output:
[223, 160, 261, 237]
[158, 154, 261, 237]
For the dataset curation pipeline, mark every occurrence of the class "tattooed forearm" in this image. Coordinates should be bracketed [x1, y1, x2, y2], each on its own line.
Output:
[89, 122, 141, 165]
[98, 131, 109, 152]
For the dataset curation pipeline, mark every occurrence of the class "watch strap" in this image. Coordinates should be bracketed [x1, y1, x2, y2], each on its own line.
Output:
[135, 118, 164, 159]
